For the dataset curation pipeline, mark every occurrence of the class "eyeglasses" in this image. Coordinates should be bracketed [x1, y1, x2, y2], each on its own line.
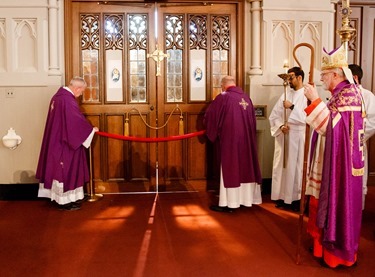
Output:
[288, 75, 296, 81]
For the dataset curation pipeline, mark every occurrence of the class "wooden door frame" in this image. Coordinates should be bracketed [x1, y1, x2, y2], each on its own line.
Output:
[64, 0, 245, 87]
[64, 0, 246, 192]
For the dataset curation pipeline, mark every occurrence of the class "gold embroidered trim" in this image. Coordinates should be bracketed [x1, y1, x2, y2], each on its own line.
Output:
[337, 106, 362, 112]
[321, 45, 348, 70]
[332, 113, 341, 128]
[352, 167, 364, 176]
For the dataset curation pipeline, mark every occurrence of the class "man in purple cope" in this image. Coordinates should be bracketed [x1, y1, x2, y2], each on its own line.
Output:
[304, 44, 364, 267]
[36, 77, 98, 211]
[204, 76, 262, 213]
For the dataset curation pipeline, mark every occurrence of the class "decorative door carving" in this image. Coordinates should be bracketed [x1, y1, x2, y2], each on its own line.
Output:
[65, 0, 243, 193]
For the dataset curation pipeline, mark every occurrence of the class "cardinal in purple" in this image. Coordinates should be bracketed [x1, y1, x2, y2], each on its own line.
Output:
[204, 76, 262, 213]
[304, 45, 364, 267]
[36, 77, 98, 211]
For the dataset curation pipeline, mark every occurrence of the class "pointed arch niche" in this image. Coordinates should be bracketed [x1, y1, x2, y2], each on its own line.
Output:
[0, 19, 5, 72]
[296, 22, 322, 78]
[14, 19, 37, 72]
[271, 21, 293, 72]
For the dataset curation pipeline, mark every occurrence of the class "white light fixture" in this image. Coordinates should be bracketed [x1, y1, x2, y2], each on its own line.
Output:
[2, 128, 22, 150]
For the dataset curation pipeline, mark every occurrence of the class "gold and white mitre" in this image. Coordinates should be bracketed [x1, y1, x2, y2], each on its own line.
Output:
[321, 44, 354, 84]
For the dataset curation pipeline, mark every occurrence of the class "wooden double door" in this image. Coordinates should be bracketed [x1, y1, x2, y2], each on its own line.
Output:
[65, 0, 243, 193]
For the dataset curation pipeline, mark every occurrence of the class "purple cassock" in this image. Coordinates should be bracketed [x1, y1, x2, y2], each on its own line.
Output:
[317, 80, 364, 262]
[204, 86, 262, 188]
[36, 87, 94, 192]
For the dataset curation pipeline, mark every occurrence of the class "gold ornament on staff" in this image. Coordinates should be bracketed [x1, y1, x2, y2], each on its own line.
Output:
[277, 61, 289, 168]
[337, 0, 356, 58]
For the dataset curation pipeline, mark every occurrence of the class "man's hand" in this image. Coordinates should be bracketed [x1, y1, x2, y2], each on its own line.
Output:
[280, 124, 289, 134]
[304, 84, 319, 102]
[283, 100, 294, 110]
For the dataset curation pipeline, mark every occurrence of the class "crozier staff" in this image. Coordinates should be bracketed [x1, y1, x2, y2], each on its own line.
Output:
[304, 45, 364, 268]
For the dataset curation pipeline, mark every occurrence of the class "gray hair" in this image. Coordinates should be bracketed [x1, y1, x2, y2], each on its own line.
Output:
[69, 76, 86, 87]
[332, 68, 345, 78]
[221, 75, 236, 86]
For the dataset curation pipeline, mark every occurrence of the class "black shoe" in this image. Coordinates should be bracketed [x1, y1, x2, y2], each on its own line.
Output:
[58, 203, 81, 211]
[76, 195, 89, 204]
[292, 200, 300, 212]
[210, 205, 234, 213]
[275, 200, 284, 208]
[291, 206, 300, 212]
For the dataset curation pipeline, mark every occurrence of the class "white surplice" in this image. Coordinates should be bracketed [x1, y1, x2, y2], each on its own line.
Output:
[360, 85, 375, 209]
[269, 87, 307, 204]
[38, 127, 96, 205]
[218, 167, 262, 208]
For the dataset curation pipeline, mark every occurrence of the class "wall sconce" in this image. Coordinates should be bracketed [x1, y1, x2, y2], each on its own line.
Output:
[2, 128, 22, 150]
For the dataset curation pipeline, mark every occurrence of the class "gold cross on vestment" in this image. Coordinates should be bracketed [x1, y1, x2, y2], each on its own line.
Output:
[147, 44, 170, 76]
[239, 98, 249, 110]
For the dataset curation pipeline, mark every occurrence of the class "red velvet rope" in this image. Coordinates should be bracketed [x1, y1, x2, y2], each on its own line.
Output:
[96, 130, 206, 142]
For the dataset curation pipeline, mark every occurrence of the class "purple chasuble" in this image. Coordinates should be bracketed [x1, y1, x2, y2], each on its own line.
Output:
[317, 80, 364, 262]
[204, 86, 262, 188]
[36, 87, 94, 192]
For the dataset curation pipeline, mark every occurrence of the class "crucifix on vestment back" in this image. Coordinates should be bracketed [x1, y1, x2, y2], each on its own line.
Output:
[147, 44, 170, 76]
[239, 98, 249, 110]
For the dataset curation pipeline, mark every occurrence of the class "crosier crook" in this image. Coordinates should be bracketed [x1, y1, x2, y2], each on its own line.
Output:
[293, 42, 315, 265]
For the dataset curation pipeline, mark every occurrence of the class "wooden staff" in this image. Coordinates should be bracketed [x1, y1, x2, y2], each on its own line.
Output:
[277, 73, 290, 168]
[283, 77, 288, 168]
[293, 43, 314, 265]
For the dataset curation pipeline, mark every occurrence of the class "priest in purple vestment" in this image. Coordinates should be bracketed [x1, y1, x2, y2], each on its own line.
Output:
[204, 76, 262, 213]
[36, 77, 98, 211]
[303, 44, 364, 268]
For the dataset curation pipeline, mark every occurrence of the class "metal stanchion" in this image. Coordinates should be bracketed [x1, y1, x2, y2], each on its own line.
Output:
[87, 146, 103, 202]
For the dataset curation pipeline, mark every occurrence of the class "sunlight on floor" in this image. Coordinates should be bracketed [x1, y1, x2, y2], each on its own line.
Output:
[79, 206, 136, 231]
[171, 204, 249, 256]
[260, 201, 304, 220]
[133, 194, 158, 277]
[172, 204, 220, 229]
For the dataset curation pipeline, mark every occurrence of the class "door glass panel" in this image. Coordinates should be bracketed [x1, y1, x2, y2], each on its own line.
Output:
[106, 50, 123, 101]
[81, 14, 100, 103]
[128, 14, 148, 103]
[189, 14, 207, 101]
[166, 49, 183, 102]
[105, 14, 124, 102]
[212, 15, 230, 98]
[166, 14, 184, 102]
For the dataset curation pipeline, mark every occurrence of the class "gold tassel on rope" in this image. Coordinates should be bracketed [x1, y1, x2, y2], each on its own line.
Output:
[179, 115, 184, 135]
[124, 113, 129, 136]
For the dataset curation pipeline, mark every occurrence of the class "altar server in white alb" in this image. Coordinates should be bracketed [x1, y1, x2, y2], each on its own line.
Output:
[269, 67, 307, 211]
[349, 64, 375, 209]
